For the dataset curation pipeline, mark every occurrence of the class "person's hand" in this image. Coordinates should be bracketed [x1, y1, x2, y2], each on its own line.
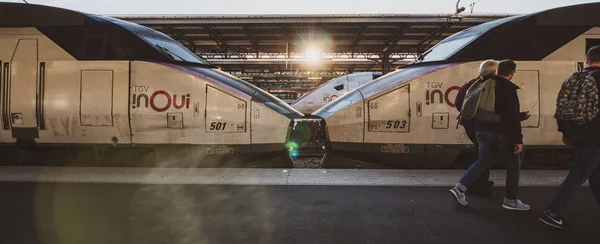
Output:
[524, 111, 531, 120]
[514, 144, 524, 154]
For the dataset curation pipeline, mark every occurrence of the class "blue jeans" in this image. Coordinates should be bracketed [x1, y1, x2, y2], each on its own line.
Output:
[457, 131, 520, 199]
[465, 126, 490, 189]
[548, 145, 600, 214]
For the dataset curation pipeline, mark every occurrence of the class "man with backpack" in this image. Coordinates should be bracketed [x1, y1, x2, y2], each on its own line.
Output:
[540, 46, 600, 230]
[454, 60, 499, 197]
[450, 60, 531, 211]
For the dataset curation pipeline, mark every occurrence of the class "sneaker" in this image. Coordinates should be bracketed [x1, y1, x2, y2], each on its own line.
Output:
[502, 199, 531, 211]
[449, 187, 468, 206]
[539, 210, 571, 230]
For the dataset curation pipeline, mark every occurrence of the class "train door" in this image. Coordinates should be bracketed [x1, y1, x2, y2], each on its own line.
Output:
[205, 85, 248, 139]
[514, 70, 540, 128]
[8, 39, 40, 139]
[367, 85, 410, 133]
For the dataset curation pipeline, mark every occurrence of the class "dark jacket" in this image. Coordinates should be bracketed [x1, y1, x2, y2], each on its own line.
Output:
[474, 75, 523, 144]
[560, 67, 600, 146]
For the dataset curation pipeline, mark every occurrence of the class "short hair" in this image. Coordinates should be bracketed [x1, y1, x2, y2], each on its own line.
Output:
[497, 59, 517, 76]
[479, 60, 498, 76]
[587, 46, 600, 64]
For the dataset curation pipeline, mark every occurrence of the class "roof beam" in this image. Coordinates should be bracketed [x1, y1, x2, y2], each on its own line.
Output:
[162, 25, 197, 52]
[351, 24, 366, 47]
[203, 24, 227, 50]
[383, 24, 410, 55]
[244, 25, 260, 54]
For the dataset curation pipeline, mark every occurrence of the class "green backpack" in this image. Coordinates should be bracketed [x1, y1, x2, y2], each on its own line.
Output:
[460, 76, 501, 123]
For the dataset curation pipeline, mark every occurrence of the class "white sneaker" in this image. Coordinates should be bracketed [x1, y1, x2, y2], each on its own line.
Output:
[450, 187, 468, 206]
[502, 199, 531, 211]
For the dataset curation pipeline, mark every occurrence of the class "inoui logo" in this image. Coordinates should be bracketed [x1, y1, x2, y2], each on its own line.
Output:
[131, 86, 190, 112]
[425, 82, 460, 108]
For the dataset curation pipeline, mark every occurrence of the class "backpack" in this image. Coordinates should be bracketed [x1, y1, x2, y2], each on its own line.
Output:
[554, 70, 600, 125]
[460, 76, 501, 123]
[454, 78, 478, 112]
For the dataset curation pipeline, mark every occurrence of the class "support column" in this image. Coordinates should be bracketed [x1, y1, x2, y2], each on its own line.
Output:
[382, 54, 390, 74]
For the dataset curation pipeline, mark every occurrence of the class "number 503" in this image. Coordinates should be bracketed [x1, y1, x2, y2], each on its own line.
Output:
[386, 120, 406, 129]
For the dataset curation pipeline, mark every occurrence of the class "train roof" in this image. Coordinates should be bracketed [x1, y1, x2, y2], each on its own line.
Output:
[0, 2, 208, 65]
[415, 2, 600, 63]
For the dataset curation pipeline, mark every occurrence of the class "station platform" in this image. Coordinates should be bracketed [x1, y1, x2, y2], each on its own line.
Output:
[0, 166, 577, 186]
[0, 166, 596, 244]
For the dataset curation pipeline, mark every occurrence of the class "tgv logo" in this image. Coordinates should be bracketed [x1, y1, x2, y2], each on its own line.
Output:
[425, 82, 460, 108]
[131, 86, 190, 112]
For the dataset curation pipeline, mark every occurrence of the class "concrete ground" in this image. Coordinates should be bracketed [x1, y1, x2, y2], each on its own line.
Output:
[0, 166, 597, 244]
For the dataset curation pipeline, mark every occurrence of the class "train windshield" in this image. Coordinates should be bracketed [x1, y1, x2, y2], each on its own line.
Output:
[104, 17, 209, 64]
[417, 35, 478, 63]
[414, 15, 521, 63]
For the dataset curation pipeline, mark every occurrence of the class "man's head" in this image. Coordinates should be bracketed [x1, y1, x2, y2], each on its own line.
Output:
[497, 59, 517, 80]
[479, 60, 498, 76]
[585, 45, 600, 68]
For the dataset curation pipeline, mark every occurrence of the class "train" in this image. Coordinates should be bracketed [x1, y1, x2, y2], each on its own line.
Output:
[292, 72, 381, 114]
[268, 90, 306, 104]
[312, 3, 600, 169]
[0, 3, 303, 167]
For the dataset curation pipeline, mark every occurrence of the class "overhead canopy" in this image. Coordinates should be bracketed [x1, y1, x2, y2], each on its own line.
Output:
[118, 14, 507, 73]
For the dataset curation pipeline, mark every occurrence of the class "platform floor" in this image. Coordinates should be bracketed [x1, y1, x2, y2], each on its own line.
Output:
[0, 167, 596, 244]
[0, 166, 577, 186]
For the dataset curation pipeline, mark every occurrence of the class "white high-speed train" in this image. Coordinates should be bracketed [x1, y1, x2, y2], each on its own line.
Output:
[0, 3, 302, 167]
[313, 3, 600, 169]
[292, 72, 381, 114]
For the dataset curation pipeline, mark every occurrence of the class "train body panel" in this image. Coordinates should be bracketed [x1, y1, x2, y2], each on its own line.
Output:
[129, 61, 251, 146]
[250, 101, 292, 148]
[41, 61, 131, 145]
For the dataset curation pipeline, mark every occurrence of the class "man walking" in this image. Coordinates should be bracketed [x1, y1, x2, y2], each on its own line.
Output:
[450, 60, 530, 211]
[454, 60, 498, 197]
[540, 46, 600, 229]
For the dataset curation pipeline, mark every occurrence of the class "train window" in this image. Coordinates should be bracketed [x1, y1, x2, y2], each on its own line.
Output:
[334, 84, 344, 91]
[419, 34, 478, 63]
[146, 36, 206, 64]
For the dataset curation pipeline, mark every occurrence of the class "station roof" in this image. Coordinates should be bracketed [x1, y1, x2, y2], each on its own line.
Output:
[114, 14, 509, 90]
[118, 14, 508, 72]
